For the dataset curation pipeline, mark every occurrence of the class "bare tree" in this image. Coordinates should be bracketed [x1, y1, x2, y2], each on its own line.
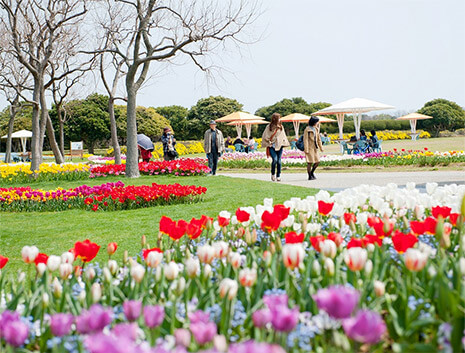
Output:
[0, 0, 89, 172]
[98, 0, 260, 177]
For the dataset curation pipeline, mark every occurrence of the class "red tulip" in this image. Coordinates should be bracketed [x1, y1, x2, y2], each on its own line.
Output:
[236, 209, 250, 223]
[432, 206, 451, 219]
[449, 213, 460, 226]
[423, 217, 437, 235]
[107, 242, 118, 256]
[410, 221, 425, 235]
[74, 239, 100, 262]
[318, 201, 334, 216]
[199, 215, 213, 229]
[344, 213, 357, 225]
[370, 217, 394, 238]
[362, 234, 383, 247]
[92, 204, 98, 212]
[160, 216, 176, 235]
[261, 210, 282, 233]
[392, 231, 418, 254]
[327, 232, 343, 247]
[310, 235, 325, 252]
[273, 204, 290, 220]
[142, 247, 163, 260]
[187, 219, 203, 240]
[0, 255, 9, 269]
[218, 216, 230, 227]
[34, 253, 49, 266]
[284, 231, 305, 244]
[347, 238, 365, 249]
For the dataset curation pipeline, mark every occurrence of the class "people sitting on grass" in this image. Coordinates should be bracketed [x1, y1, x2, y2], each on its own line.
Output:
[370, 130, 379, 149]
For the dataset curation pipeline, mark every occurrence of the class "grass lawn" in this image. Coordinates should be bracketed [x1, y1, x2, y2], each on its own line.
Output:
[0, 175, 315, 272]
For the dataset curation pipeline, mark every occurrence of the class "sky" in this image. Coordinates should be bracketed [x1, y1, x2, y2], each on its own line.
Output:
[1, 0, 464, 115]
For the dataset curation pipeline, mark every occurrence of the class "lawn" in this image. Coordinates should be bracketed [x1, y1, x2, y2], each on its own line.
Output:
[0, 175, 315, 272]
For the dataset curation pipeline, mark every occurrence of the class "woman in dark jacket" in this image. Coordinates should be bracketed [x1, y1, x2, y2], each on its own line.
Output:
[161, 127, 177, 161]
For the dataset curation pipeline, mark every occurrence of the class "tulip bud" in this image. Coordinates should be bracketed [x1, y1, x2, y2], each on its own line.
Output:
[213, 241, 229, 258]
[37, 263, 47, 277]
[21, 246, 39, 264]
[263, 251, 272, 267]
[404, 248, 427, 272]
[91, 283, 102, 303]
[229, 252, 242, 269]
[312, 259, 321, 275]
[164, 261, 179, 281]
[219, 278, 238, 300]
[175, 277, 186, 295]
[236, 227, 245, 238]
[366, 243, 375, 253]
[86, 267, 96, 281]
[459, 258, 465, 275]
[123, 250, 129, 265]
[365, 259, 373, 275]
[344, 247, 368, 272]
[108, 260, 118, 275]
[47, 255, 61, 272]
[282, 243, 304, 270]
[197, 245, 215, 264]
[131, 264, 145, 283]
[107, 242, 118, 256]
[59, 263, 72, 281]
[324, 257, 335, 276]
[374, 280, 385, 297]
[42, 293, 50, 307]
[239, 268, 257, 287]
[78, 289, 86, 304]
[52, 277, 63, 298]
[141, 235, 147, 248]
[269, 242, 276, 254]
[185, 258, 200, 278]
[155, 266, 163, 282]
[213, 334, 228, 352]
[74, 266, 82, 277]
[320, 239, 337, 258]
[61, 252, 75, 264]
[244, 228, 253, 245]
[427, 265, 437, 278]
[146, 251, 163, 268]
[103, 267, 112, 283]
[203, 264, 212, 278]
[18, 271, 26, 283]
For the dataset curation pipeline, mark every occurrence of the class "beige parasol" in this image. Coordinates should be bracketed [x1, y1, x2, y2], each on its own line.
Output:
[281, 113, 336, 138]
[216, 112, 264, 138]
[226, 119, 267, 139]
[396, 113, 432, 140]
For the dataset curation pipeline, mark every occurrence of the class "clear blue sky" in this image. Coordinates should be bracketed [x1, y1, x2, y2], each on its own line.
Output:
[136, 0, 465, 114]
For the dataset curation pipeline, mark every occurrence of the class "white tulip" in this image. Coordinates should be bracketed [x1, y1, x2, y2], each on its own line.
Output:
[197, 245, 215, 264]
[59, 263, 73, 280]
[213, 241, 229, 258]
[21, 246, 39, 264]
[219, 278, 238, 300]
[108, 260, 118, 275]
[320, 239, 337, 259]
[374, 280, 385, 297]
[131, 264, 145, 283]
[103, 267, 112, 283]
[185, 258, 200, 278]
[146, 251, 163, 268]
[47, 255, 61, 272]
[91, 283, 102, 303]
[86, 267, 96, 281]
[61, 252, 75, 264]
[164, 261, 179, 281]
[52, 277, 63, 298]
[324, 258, 335, 276]
[37, 263, 47, 276]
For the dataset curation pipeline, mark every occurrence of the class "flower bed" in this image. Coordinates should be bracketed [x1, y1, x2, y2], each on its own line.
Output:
[0, 183, 464, 352]
[209, 149, 465, 169]
[89, 159, 210, 178]
[0, 181, 207, 212]
[0, 162, 91, 183]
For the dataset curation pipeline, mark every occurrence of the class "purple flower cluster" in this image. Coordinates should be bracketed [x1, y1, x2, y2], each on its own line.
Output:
[76, 304, 113, 334]
[253, 293, 299, 332]
[189, 310, 217, 345]
[0, 310, 29, 347]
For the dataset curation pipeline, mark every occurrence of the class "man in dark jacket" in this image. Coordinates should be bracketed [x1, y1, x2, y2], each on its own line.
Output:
[161, 127, 177, 161]
[204, 120, 225, 175]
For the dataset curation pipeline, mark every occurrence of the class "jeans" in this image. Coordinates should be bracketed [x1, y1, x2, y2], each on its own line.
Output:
[207, 150, 219, 175]
[269, 147, 283, 177]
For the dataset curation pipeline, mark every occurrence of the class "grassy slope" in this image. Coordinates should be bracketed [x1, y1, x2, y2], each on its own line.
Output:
[0, 175, 315, 272]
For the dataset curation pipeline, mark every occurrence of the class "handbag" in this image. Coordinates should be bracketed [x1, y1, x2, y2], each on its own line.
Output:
[296, 135, 304, 151]
[265, 128, 279, 157]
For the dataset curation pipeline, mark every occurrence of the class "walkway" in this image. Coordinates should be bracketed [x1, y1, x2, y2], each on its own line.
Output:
[220, 171, 465, 192]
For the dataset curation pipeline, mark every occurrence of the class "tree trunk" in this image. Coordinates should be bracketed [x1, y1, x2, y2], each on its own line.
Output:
[4, 106, 16, 163]
[88, 141, 95, 155]
[125, 85, 140, 178]
[58, 105, 65, 156]
[46, 114, 64, 164]
[109, 98, 122, 165]
[30, 78, 42, 172]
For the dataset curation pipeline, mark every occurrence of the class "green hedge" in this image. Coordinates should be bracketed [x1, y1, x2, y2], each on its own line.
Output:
[320, 119, 410, 134]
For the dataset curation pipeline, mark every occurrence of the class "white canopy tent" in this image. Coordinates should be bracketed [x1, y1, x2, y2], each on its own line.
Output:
[396, 113, 432, 140]
[226, 119, 267, 138]
[281, 113, 336, 138]
[1, 129, 32, 156]
[216, 112, 264, 138]
[312, 98, 395, 139]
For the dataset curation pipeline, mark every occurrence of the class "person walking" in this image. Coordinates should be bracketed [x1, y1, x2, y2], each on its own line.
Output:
[261, 113, 290, 182]
[303, 116, 324, 180]
[204, 120, 225, 175]
[161, 127, 177, 161]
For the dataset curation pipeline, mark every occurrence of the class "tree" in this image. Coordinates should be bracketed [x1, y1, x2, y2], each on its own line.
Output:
[154, 106, 189, 140]
[98, 0, 260, 177]
[187, 96, 243, 139]
[64, 94, 110, 154]
[418, 99, 465, 137]
[0, 0, 90, 171]
[116, 105, 171, 143]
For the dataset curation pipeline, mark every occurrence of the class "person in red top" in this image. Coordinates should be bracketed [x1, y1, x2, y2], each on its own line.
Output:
[139, 146, 152, 163]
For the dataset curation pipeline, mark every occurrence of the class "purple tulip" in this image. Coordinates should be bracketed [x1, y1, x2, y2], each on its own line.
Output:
[143, 305, 165, 328]
[252, 309, 272, 328]
[0, 310, 20, 337]
[174, 328, 191, 347]
[343, 310, 386, 344]
[112, 322, 138, 341]
[190, 321, 217, 345]
[50, 313, 74, 337]
[76, 304, 113, 334]
[229, 340, 287, 353]
[123, 300, 142, 321]
[2, 320, 29, 347]
[263, 293, 288, 311]
[313, 285, 360, 319]
[85, 332, 133, 353]
[188, 310, 210, 324]
[270, 305, 299, 332]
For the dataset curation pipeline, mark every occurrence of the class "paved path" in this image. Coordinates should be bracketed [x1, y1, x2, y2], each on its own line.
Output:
[220, 171, 465, 192]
